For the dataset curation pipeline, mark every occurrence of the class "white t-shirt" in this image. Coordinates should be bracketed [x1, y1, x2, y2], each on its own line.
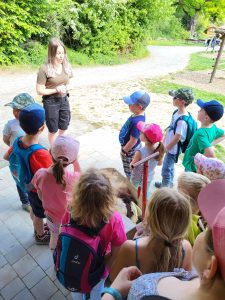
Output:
[3, 119, 25, 146]
[165, 111, 188, 155]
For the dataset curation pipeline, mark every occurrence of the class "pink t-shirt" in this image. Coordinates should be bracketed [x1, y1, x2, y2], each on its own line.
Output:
[32, 168, 80, 223]
[62, 210, 127, 251]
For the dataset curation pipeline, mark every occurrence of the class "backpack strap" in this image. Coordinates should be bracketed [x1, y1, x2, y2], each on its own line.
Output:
[68, 219, 106, 237]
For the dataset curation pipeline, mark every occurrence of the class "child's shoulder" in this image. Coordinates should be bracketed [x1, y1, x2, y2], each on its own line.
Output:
[4, 118, 18, 128]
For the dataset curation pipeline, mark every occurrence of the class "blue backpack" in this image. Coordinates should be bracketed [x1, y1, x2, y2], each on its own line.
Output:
[171, 109, 198, 160]
[53, 219, 106, 293]
[9, 137, 45, 193]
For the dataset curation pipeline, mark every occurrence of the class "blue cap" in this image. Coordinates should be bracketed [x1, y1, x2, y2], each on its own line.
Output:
[197, 99, 224, 122]
[123, 91, 150, 110]
[19, 103, 45, 134]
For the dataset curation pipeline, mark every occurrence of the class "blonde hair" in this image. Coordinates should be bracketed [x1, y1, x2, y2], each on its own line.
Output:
[178, 172, 210, 214]
[146, 188, 191, 272]
[47, 37, 72, 77]
[70, 168, 115, 228]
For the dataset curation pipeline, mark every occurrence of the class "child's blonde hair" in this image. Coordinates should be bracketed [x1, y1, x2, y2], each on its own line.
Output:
[71, 168, 115, 228]
[177, 172, 210, 214]
[146, 188, 191, 272]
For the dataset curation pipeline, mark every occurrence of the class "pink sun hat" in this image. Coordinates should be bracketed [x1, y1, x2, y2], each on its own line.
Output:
[51, 135, 80, 164]
[137, 121, 163, 144]
[194, 153, 225, 180]
[198, 179, 225, 280]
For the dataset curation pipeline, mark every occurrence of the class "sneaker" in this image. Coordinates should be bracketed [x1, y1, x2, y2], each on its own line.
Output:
[22, 203, 31, 212]
[35, 231, 50, 245]
[155, 182, 162, 188]
[34, 224, 50, 237]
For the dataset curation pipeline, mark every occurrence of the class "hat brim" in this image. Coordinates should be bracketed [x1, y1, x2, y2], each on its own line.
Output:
[123, 96, 135, 105]
[168, 90, 177, 97]
[136, 121, 145, 132]
[198, 179, 225, 227]
[4, 102, 13, 107]
[196, 99, 205, 108]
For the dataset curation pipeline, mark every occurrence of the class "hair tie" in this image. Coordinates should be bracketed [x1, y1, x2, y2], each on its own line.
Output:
[164, 240, 172, 247]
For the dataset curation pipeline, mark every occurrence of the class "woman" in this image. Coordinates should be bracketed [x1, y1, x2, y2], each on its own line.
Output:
[36, 37, 73, 145]
[127, 180, 225, 300]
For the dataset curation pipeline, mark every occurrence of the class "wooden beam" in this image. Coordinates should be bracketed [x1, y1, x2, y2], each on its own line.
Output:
[209, 34, 225, 83]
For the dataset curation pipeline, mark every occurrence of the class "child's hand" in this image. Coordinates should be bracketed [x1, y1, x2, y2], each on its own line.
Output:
[110, 266, 142, 297]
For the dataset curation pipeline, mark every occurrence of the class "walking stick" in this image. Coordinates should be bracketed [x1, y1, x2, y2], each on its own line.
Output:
[132, 152, 159, 218]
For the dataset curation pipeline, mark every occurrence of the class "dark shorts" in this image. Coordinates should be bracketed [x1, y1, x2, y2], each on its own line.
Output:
[28, 191, 45, 218]
[43, 95, 71, 133]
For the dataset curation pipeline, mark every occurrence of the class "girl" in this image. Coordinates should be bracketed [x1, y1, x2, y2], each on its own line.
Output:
[62, 168, 127, 300]
[127, 180, 225, 300]
[177, 172, 210, 245]
[36, 37, 73, 145]
[32, 135, 80, 249]
[130, 122, 165, 201]
[110, 188, 192, 282]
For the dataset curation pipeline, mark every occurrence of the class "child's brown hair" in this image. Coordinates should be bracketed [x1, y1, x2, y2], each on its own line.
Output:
[146, 188, 191, 272]
[71, 168, 115, 228]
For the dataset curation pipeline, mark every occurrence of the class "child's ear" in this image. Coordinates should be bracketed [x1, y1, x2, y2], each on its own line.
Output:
[38, 124, 45, 132]
[202, 255, 218, 280]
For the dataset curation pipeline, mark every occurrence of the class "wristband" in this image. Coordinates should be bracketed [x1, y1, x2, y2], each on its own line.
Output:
[101, 287, 122, 300]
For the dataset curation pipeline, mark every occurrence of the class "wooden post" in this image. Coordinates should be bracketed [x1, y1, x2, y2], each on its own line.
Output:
[142, 161, 148, 219]
[209, 31, 225, 83]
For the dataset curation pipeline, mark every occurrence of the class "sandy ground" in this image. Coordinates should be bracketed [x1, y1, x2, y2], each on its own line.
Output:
[1, 45, 224, 168]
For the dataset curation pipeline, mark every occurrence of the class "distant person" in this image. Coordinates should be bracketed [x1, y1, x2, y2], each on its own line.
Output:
[3, 93, 35, 211]
[36, 37, 73, 145]
[130, 122, 165, 201]
[32, 135, 81, 250]
[4, 104, 52, 244]
[119, 91, 150, 179]
[155, 88, 195, 188]
[183, 99, 224, 172]
[110, 188, 192, 282]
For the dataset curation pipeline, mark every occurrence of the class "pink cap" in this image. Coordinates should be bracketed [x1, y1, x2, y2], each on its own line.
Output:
[137, 121, 163, 144]
[51, 135, 80, 164]
[198, 179, 225, 280]
[194, 153, 225, 180]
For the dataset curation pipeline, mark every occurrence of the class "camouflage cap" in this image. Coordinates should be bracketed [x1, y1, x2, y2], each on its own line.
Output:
[169, 88, 194, 105]
[5, 93, 35, 110]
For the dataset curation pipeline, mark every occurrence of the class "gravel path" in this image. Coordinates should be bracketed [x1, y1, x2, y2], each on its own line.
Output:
[0, 45, 206, 168]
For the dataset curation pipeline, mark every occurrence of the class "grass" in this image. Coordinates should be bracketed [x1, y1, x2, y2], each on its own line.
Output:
[187, 52, 225, 71]
[145, 80, 225, 106]
[214, 144, 225, 163]
[149, 39, 204, 47]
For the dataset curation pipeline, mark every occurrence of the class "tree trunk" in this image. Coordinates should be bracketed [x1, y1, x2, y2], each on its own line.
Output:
[190, 14, 197, 38]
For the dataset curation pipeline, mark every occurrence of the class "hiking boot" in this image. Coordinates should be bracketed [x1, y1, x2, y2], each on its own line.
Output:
[35, 231, 50, 245]
[155, 182, 162, 188]
[22, 203, 31, 212]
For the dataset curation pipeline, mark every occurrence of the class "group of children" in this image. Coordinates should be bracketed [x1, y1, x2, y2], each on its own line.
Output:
[2, 88, 225, 299]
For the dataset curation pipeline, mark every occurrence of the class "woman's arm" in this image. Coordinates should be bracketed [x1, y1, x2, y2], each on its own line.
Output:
[109, 240, 135, 282]
[36, 83, 66, 96]
[181, 239, 192, 271]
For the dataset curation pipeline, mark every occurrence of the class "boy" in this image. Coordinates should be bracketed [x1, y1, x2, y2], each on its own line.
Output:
[119, 90, 150, 178]
[4, 103, 52, 244]
[183, 99, 224, 172]
[155, 88, 194, 188]
[3, 93, 35, 211]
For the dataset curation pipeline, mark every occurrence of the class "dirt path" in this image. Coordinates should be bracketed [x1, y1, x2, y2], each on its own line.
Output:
[1, 45, 224, 169]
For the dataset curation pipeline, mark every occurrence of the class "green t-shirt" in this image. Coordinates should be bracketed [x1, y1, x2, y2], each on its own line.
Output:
[182, 124, 224, 172]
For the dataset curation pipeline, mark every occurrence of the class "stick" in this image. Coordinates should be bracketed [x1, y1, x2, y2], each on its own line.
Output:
[132, 152, 159, 167]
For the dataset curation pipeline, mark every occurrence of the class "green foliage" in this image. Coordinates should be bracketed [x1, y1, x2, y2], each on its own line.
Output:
[214, 144, 225, 163]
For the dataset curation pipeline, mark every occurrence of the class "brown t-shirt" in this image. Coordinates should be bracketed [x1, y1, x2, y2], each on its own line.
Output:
[37, 64, 73, 95]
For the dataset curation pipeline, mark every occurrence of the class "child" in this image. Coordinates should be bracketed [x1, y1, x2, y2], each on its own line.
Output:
[110, 188, 192, 281]
[3, 93, 35, 211]
[183, 99, 225, 172]
[130, 122, 165, 201]
[32, 135, 81, 250]
[3, 103, 52, 244]
[119, 90, 150, 179]
[57, 168, 127, 300]
[155, 88, 195, 188]
[194, 153, 225, 180]
[177, 172, 210, 245]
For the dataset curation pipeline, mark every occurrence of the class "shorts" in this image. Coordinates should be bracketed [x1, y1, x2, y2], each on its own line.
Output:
[28, 191, 45, 218]
[43, 95, 70, 133]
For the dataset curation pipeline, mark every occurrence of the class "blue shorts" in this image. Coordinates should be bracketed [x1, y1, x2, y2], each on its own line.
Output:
[28, 191, 45, 218]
